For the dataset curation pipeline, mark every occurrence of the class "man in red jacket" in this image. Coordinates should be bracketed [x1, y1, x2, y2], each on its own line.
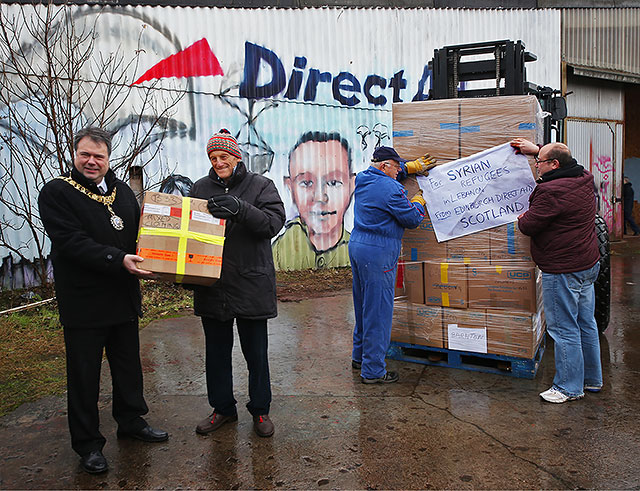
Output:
[511, 138, 602, 404]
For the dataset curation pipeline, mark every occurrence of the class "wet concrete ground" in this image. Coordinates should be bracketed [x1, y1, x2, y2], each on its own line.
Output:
[2, 240, 640, 489]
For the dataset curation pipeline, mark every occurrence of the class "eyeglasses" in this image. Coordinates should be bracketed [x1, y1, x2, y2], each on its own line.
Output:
[384, 161, 402, 170]
[534, 156, 555, 164]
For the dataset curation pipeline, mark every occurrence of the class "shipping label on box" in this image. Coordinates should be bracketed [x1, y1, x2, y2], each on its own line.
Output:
[392, 301, 443, 348]
[446, 230, 490, 263]
[490, 222, 533, 264]
[424, 261, 468, 308]
[137, 191, 225, 286]
[468, 264, 537, 313]
[443, 307, 486, 352]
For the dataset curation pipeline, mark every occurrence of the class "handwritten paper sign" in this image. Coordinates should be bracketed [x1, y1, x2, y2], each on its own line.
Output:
[447, 324, 487, 353]
[417, 143, 536, 242]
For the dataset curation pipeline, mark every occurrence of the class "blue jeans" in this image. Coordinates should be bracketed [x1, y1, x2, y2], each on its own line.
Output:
[349, 239, 400, 379]
[542, 262, 602, 397]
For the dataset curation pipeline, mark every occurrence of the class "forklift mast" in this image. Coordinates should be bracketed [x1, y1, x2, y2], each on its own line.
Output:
[428, 40, 566, 145]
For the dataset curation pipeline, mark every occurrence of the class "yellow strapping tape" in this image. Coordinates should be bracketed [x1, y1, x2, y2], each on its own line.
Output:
[138, 227, 225, 246]
[495, 265, 503, 274]
[442, 292, 450, 307]
[176, 197, 190, 277]
[138, 197, 226, 283]
[440, 262, 449, 284]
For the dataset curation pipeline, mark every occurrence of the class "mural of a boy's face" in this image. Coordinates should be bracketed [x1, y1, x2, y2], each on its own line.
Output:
[286, 139, 355, 252]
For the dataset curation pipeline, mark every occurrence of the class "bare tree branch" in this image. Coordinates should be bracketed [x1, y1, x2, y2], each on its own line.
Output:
[0, 1, 185, 287]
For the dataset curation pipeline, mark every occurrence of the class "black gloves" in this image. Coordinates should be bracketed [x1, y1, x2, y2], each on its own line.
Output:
[207, 194, 243, 220]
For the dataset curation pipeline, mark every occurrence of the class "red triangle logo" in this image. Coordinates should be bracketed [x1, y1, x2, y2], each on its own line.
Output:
[132, 38, 224, 85]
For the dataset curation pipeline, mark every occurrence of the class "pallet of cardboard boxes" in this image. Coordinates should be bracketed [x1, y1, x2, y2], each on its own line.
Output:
[390, 95, 546, 372]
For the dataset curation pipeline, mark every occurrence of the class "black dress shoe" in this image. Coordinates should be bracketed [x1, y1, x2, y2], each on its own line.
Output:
[80, 450, 108, 474]
[117, 425, 169, 442]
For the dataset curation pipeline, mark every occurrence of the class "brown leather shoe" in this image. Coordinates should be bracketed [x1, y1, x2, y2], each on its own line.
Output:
[195, 412, 238, 435]
[253, 414, 274, 437]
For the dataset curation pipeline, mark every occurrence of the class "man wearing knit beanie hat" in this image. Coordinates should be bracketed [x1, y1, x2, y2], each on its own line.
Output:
[206, 129, 242, 160]
[189, 128, 285, 438]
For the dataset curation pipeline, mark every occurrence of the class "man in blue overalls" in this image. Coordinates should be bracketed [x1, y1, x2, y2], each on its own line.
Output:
[350, 146, 436, 383]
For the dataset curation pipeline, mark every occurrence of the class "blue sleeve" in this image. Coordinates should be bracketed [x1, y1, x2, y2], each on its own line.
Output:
[386, 182, 425, 229]
[397, 162, 409, 181]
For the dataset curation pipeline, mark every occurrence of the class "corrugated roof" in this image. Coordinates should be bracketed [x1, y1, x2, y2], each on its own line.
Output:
[563, 8, 640, 79]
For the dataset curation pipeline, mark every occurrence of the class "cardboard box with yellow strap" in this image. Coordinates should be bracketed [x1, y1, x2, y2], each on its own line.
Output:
[136, 191, 225, 286]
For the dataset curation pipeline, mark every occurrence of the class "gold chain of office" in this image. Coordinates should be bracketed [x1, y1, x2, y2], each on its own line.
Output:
[56, 176, 125, 230]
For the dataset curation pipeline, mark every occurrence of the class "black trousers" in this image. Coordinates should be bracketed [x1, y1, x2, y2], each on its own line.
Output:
[63, 319, 148, 456]
[201, 317, 271, 417]
[624, 206, 640, 234]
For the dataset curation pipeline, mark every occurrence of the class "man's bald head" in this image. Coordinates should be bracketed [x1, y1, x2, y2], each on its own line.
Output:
[541, 142, 573, 168]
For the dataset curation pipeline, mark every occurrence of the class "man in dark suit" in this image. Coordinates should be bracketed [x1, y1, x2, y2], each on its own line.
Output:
[38, 127, 168, 474]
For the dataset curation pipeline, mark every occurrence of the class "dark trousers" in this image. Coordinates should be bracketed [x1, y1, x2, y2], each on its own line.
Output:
[201, 317, 271, 417]
[624, 207, 640, 234]
[63, 319, 148, 456]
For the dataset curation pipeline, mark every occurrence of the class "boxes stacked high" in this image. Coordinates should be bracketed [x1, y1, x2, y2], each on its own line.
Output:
[391, 95, 545, 359]
[392, 95, 543, 165]
[137, 191, 225, 286]
[401, 176, 447, 261]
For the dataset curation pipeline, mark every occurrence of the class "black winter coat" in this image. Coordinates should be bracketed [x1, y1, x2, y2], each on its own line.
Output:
[189, 162, 285, 320]
[38, 168, 142, 328]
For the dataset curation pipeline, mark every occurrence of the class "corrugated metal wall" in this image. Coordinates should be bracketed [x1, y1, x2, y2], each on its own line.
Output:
[563, 8, 640, 80]
[566, 119, 623, 239]
[0, 5, 560, 281]
[564, 77, 624, 240]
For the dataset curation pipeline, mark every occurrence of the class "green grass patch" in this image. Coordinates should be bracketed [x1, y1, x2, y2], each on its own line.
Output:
[0, 281, 193, 417]
[0, 306, 66, 416]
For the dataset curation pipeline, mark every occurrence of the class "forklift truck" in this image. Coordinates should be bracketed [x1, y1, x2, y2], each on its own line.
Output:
[427, 40, 610, 332]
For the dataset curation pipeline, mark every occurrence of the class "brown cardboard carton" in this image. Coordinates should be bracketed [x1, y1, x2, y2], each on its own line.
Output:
[446, 230, 491, 263]
[462, 98, 543, 162]
[424, 261, 468, 308]
[392, 301, 443, 348]
[137, 191, 225, 286]
[401, 176, 447, 261]
[490, 222, 534, 264]
[468, 264, 537, 313]
[393, 100, 460, 161]
[404, 261, 424, 304]
[393, 95, 542, 163]
[402, 214, 447, 261]
[486, 310, 546, 358]
[442, 307, 486, 351]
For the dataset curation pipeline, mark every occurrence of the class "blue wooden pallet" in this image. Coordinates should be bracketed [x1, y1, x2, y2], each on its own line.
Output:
[386, 337, 545, 379]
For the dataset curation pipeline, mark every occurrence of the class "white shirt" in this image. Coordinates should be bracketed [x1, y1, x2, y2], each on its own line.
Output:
[96, 179, 108, 194]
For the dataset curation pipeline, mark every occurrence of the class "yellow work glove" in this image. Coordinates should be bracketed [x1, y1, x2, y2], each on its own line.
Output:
[405, 154, 438, 176]
[410, 189, 426, 207]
